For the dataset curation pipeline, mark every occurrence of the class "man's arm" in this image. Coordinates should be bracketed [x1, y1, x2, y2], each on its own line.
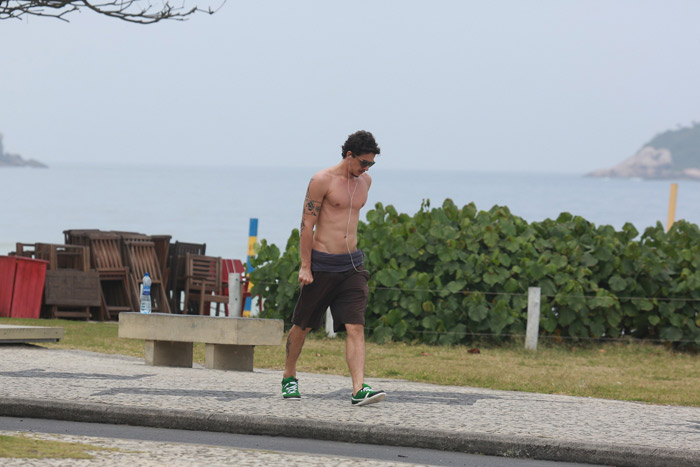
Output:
[298, 175, 326, 285]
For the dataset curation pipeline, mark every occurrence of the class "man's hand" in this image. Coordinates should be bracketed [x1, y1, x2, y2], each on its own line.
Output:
[298, 267, 314, 286]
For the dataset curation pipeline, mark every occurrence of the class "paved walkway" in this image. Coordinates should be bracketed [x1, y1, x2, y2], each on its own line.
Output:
[1, 345, 699, 466]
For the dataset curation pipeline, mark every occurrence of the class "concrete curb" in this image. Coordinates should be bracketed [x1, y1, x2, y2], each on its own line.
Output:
[1, 397, 698, 467]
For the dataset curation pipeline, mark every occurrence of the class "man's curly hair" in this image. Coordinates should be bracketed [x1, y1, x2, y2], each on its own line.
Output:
[341, 130, 381, 158]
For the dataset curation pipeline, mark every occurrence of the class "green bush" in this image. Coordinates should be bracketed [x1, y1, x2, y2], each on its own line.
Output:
[250, 199, 700, 347]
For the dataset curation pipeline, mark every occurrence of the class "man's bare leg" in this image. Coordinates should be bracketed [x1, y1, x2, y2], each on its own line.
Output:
[283, 324, 310, 378]
[345, 323, 366, 395]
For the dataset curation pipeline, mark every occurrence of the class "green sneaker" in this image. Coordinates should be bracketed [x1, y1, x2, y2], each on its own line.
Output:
[351, 383, 386, 406]
[282, 376, 300, 400]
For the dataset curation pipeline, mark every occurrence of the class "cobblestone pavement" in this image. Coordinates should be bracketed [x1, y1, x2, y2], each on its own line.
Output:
[1, 346, 700, 466]
[0, 430, 415, 466]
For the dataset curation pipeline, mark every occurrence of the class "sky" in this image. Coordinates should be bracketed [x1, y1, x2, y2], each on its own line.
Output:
[1, 0, 699, 174]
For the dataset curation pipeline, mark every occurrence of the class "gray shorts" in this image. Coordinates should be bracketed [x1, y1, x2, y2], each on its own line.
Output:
[292, 267, 370, 333]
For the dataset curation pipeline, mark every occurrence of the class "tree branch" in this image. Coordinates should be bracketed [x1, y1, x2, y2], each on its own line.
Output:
[0, 0, 223, 24]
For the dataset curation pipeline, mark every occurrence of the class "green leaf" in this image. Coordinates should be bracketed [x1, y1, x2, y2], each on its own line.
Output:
[594, 246, 613, 262]
[558, 308, 576, 326]
[422, 315, 437, 330]
[372, 326, 393, 344]
[503, 236, 521, 253]
[581, 253, 598, 267]
[609, 275, 627, 292]
[527, 263, 546, 280]
[606, 309, 622, 327]
[669, 313, 683, 328]
[659, 326, 683, 342]
[483, 228, 498, 248]
[429, 225, 445, 239]
[488, 300, 510, 334]
[551, 254, 568, 269]
[500, 220, 517, 237]
[589, 321, 605, 337]
[503, 278, 520, 293]
[392, 320, 409, 338]
[452, 323, 468, 340]
[437, 246, 457, 262]
[385, 308, 404, 326]
[468, 303, 489, 322]
[483, 272, 500, 286]
[540, 279, 557, 296]
[375, 269, 400, 288]
[541, 316, 557, 333]
[446, 280, 467, 294]
[407, 300, 422, 316]
[407, 233, 426, 249]
[369, 249, 383, 265]
[565, 295, 586, 312]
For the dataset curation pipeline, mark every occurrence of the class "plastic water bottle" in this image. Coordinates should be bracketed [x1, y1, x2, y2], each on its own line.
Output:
[140, 272, 152, 314]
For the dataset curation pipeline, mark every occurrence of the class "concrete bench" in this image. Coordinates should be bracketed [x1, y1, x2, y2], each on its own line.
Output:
[118, 313, 283, 371]
[0, 324, 64, 344]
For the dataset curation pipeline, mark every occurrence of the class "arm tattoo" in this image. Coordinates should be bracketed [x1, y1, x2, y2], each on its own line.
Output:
[302, 179, 322, 217]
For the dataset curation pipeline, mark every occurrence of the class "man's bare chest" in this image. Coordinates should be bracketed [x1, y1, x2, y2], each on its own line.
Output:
[324, 179, 368, 211]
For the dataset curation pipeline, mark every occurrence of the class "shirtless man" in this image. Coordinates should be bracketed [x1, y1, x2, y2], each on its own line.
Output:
[281, 130, 386, 406]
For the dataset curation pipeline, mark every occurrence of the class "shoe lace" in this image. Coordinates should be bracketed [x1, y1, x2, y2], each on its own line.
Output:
[285, 380, 298, 392]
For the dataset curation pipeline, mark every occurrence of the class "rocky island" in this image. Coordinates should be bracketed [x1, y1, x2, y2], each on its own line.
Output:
[0, 133, 47, 168]
[587, 123, 700, 181]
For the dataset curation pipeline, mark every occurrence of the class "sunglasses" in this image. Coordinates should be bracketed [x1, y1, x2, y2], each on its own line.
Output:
[356, 158, 375, 168]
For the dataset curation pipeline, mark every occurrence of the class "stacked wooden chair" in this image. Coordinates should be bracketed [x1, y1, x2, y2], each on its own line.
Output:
[33, 243, 99, 320]
[63, 229, 101, 248]
[124, 240, 171, 314]
[59, 229, 216, 319]
[88, 233, 135, 320]
[167, 241, 206, 313]
[183, 253, 228, 316]
[151, 235, 172, 287]
[14, 243, 37, 258]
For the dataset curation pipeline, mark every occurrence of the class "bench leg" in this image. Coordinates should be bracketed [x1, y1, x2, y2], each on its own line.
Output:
[145, 340, 193, 368]
[205, 344, 254, 371]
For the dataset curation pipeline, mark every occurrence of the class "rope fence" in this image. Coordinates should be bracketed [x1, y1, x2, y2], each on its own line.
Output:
[242, 279, 700, 348]
[253, 280, 700, 303]
[354, 329, 700, 345]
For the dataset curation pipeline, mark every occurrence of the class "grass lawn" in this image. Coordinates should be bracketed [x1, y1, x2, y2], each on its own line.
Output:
[0, 434, 117, 459]
[1, 317, 698, 407]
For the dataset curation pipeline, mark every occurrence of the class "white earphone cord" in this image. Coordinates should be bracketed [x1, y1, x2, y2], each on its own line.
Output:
[347, 166, 361, 273]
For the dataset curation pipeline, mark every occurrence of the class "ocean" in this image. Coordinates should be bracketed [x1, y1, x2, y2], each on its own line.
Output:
[2, 165, 699, 262]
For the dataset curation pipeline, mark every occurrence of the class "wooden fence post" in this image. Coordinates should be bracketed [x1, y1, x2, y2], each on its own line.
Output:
[666, 183, 678, 232]
[325, 308, 336, 338]
[525, 287, 541, 351]
[228, 273, 241, 317]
